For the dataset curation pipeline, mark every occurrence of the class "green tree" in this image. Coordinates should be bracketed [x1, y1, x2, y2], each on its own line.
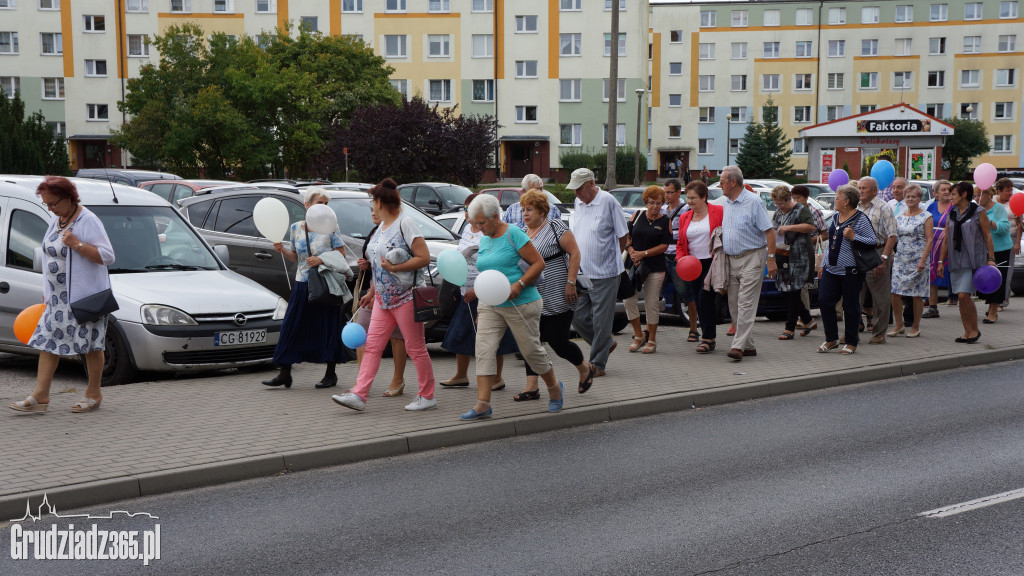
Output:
[941, 116, 990, 180]
[0, 92, 71, 175]
[735, 98, 792, 179]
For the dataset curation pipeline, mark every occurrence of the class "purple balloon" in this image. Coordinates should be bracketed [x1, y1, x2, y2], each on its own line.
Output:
[973, 265, 1001, 294]
[828, 169, 849, 191]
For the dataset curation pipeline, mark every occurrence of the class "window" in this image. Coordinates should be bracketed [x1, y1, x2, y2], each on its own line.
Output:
[515, 15, 538, 33]
[472, 0, 493, 12]
[127, 34, 149, 56]
[732, 10, 748, 26]
[960, 103, 979, 118]
[340, 0, 360, 11]
[796, 41, 813, 58]
[559, 33, 581, 56]
[794, 106, 812, 123]
[825, 106, 842, 121]
[604, 0, 625, 8]
[559, 78, 581, 101]
[515, 60, 537, 78]
[793, 138, 807, 154]
[472, 79, 494, 102]
[602, 124, 625, 147]
[299, 17, 317, 32]
[731, 75, 747, 91]
[39, 0, 58, 8]
[603, 33, 626, 56]
[762, 74, 779, 91]
[698, 75, 715, 92]
[895, 38, 912, 56]
[930, 37, 946, 55]
[213, 0, 233, 13]
[602, 78, 626, 102]
[829, 7, 846, 24]
[428, 79, 451, 102]
[668, 125, 682, 139]
[764, 10, 780, 26]
[928, 70, 945, 87]
[47, 121, 64, 139]
[896, 5, 914, 22]
[698, 139, 714, 154]
[860, 105, 878, 114]
[998, 35, 1016, 52]
[40, 33, 62, 55]
[169, 0, 189, 12]
[0, 32, 18, 54]
[668, 94, 682, 107]
[763, 42, 779, 58]
[427, 34, 450, 58]
[730, 139, 741, 154]
[995, 102, 1014, 119]
[860, 72, 878, 89]
[84, 59, 107, 77]
[930, 3, 948, 20]
[794, 73, 812, 90]
[828, 40, 845, 57]
[996, 68, 1017, 86]
[389, 79, 407, 99]
[731, 42, 746, 59]
[7, 210, 48, 271]
[385, 0, 406, 11]
[796, 8, 813, 25]
[961, 69, 980, 87]
[862, 39, 878, 56]
[699, 108, 715, 123]
[668, 62, 682, 75]
[926, 103, 944, 117]
[669, 30, 683, 43]
[700, 10, 716, 27]
[559, 0, 580, 10]
[384, 35, 407, 58]
[699, 43, 715, 60]
[1000, 1, 1018, 18]
[428, 0, 449, 12]
[994, 135, 1013, 152]
[83, 15, 105, 32]
[560, 124, 581, 146]
[862, 6, 879, 23]
[473, 34, 493, 58]
[827, 73, 844, 89]
[893, 71, 913, 89]
[963, 36, 981, 53]
[965, 2, 983, 19]
[127, 0, 149, 11]
[87, 103, 108, 121]
[0, 76, 19, 98]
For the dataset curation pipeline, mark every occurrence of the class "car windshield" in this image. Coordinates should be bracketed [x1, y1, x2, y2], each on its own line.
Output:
[816, 194, 836, 210]
[91, 206, 220, 273]
[436, 185, 473, 205]
[327, 198, 456, 241]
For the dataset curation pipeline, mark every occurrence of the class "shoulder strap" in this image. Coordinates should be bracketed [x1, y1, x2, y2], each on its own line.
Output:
[303, 223, 312, 257]
[668, 203, 685, 222]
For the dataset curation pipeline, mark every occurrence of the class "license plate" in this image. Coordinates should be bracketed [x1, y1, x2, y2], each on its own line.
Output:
[214, 329, 267, 346]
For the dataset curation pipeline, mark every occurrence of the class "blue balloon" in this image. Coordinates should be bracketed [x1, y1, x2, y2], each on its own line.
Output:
[870, 160, 896, 190]
[341, 322, 367, 349]
[436, 249, 468, 286]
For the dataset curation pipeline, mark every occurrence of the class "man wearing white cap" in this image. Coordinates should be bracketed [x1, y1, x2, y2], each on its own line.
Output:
[567, 168, 628, 389]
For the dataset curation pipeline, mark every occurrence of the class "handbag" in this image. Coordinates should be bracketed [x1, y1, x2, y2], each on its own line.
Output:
[849, 213, 882, 273]
[67, 242, 119, 324]
[412, 271, 441, 323]
[304, 226, 345, 307]
[438, 279, 461, 317]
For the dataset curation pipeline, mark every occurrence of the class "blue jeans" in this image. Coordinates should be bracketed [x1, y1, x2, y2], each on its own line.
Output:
[819, 269, 865, 345]
[572, 276, 618, 370]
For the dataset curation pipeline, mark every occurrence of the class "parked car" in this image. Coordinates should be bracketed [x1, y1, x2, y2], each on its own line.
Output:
[75, 169, 181, 188]
[317, 182, 375, 193]
[137, 179, 235, 206]
[198, 183, 301, 196]
[0, 176, 287, 385]
[397, 183, 473, 215]
[802, 183, 831, 198]
[247, 179, 332, 188]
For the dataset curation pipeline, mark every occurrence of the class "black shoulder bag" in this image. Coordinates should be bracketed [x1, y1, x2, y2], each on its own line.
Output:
[67, 225, 119, 324]
[849, 212, 882, 273]
[304, 225, 346, 307]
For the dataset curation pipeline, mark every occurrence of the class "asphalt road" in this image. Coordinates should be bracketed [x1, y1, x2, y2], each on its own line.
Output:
[3, 361, 1023, 575]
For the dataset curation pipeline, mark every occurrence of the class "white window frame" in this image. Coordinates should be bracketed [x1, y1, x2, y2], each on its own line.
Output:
[927, 70, 945, 88]
[731, 42, 746, 59]
[385, 0, 406, 12]
[764, 9, 780, 26]
[341, 0, 360, 13]
[963, 36, 981, 54]
[669, 30, 683, 43]
[793, 106, 812, 123]
[602, 124, 626, 147]
[1000, 1, 1018, 18]
[994, 102, 1014, 120]
[559, 0, 580, 11]
[389, 79, 407, 100]
[826, 106, 842, 121]
[515, 60, 538, 79]
[169, 0, 190, 13]
[762, 74, 780, 92]
[731, 75, 747, 92]
[668, 62, 682, 76]
[213, 0, 233, 13]
[964, 2, 983, 19]
[515, 105, 538, 124]
[428, 0, 449, 13]
[472, 0, 493, 12]
[930, 3, 948, 21]
[699, 43, 715, 60]
[960, 103, 979, 119]
[998, 35, 1016, 52]
[127, 0, 150, 12]
[862, 39, 878, 56]
[0, 32, 19, 54]
[383, 35, 407, 58]
[428, 79, 451, 102]
[862, 6, 880, 23]
[827, 73, 844, 90]
[895, 38, 912, 56]
[83, 15, 105, 33]
[559, 124, 582, 146]
[668, 125, 682, 139]
[0, 76, 20, 98]
[794, 73, 812, 91]
[731, 10, 748, 27]
[427, 34, 450, 58]
[893, 71, 913, 90]
[698, 75, 715, 92]
[700, 10, 716, 27]
[698, 138, 714, 155]
[603, 33, 626, 57]
[730, 107, 747, 123]
[961, 69, 980, 87]
[699, 107, 715, 123]
[559, 33, 581, 57]
[471, 79, 494, 103]
[604, 0, 626, 10]
[860, 71, 878, 90]
[87, 103, 109, 121]
[515, 15, 538, 34]
[39, 0, 58, 8]
[895, 5, 914, 22]
[929, 37, 946, 55]
[763, 42, 779, 58]
[995, 68, 1016, 87]
[926, 103, 945, 118]
[84, 59, 107, 77]
[793, 138, 807, 155]
[993, 135, 1013, 152]
[796, 41, 813, 58]
[559, 78, 581, 102]
[39, 32, 61, 55]
[127, 34, 149, 57]
[668, 94, 682, 107]
[828, 40, 845, 57]
[472, 34, 493, 58]
[796, 8, 813, 25]
[829, 7, 846, 24]
[602, 78, 626, 102]
[729, 139, 741, 155]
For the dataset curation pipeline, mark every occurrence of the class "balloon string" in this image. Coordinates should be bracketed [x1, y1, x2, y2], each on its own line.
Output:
[467, 300, 477, 336]
[281, 252, 292, 291]
[510, 303, 538, 337]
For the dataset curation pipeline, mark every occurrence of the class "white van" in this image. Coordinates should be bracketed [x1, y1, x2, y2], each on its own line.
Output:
[0, 176, 287, 385]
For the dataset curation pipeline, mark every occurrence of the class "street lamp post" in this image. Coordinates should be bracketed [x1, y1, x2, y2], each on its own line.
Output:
[725, 113, 733, 167]
[634, 88, 646, 186]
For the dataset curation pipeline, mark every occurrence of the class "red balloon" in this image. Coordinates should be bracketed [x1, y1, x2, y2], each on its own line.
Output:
[14, 303, 45, 345]
[676, 255, 702, 282]
[1009, 193, 1024, 217]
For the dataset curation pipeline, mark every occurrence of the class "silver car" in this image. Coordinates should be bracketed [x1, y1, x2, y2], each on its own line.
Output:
[0, 176, 287, 385]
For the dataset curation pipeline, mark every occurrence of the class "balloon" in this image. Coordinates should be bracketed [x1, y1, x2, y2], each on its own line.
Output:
[675, 255, 702, 282]
[973, 163, 997, 190]
[475, 269, 511, 306]
[253, 198, 290, 241]
[436, 249, 468, 286]
[827, 169, 849, 191]
[341, 322, 367, 349]
[14, 303, 45, 345]
[973, 265, 1002, 294]
[870, 160, 895, 190]
[1009, 193, 1024, 217]
[305, 204, 338, 234]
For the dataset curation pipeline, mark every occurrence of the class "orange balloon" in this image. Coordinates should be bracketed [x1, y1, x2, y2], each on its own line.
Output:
[14, 303, 45, 345]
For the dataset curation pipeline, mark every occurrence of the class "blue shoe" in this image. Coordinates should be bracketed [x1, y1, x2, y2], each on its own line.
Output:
[548, 381, 564, 413]
[459, 407, 493, 421]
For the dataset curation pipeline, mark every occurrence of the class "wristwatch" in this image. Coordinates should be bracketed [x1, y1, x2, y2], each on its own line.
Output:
[881, 254, 889, 260]
[518, 279, 526, 288]
[77, 241, 83, 251]
[567, 280, 576, 286]
[767, 254, 775, 259]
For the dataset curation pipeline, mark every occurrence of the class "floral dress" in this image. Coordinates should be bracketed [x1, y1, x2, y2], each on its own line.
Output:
[771, 205, 814, 292]
[29, 229, 107, 355]
[367, 216, 421, 309]
[891, 211, 930, 297]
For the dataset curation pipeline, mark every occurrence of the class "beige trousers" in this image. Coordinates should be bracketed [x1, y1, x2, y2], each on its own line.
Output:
[727, 248, 767, 351]
[476, 299, 551, 376]
[623, 271, 667, 325]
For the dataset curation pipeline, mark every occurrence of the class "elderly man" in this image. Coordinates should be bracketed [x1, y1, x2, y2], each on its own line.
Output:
[568, 168, 628, 386]
[502, 173, 560, 230]
[857, 176, 898, 343]
[719, 166, 776, 361]
[886, 178, 908, 217]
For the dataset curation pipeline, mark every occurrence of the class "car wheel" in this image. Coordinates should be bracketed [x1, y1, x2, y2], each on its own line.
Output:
[102, 323, 137, 386]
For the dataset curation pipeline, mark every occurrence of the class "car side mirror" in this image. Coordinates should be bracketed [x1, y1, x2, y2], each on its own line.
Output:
[33, 247, 44, 274]
[213, 244, 230, 266]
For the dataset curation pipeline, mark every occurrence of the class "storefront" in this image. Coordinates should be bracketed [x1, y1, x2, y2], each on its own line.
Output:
[800, 104, 953, 184]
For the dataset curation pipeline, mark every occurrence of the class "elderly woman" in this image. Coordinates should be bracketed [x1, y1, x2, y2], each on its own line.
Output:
[888, 184, 934, 337]
[677, 181, 723, 353]
[770, 185, 817, 340]
[817, 184, 878, 355]
[923, 180, 954, 317]
[995, 178, 1023, 308]
[623, 185, 672, 353]
[936, 181, 997, 343]
[977, 185, 1012, 324]
[515, 189, 594, 400]
[502, 173, 560, 230]
[263, 188, 347, 389]
[461, 194, 563, 420]
[12, 177, 116, 414]
[333, 179, 437, 411]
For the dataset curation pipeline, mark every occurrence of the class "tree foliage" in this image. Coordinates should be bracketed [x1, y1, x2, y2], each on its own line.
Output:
[319, 96, 496, 187]
[734, 98, 792, 179]
[0, 93, 71, 175]
[113, 24, 398, 179]
[941, 117, 990, 180]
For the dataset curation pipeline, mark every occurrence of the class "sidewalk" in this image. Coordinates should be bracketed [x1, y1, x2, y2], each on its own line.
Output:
[3, 306, 1023, 520]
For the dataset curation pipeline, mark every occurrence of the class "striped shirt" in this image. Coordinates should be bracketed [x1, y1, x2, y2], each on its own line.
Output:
[860, 196, 897, 245]
[529, 219, 574, 316]
[571, 189, 629, 280]
[721, 190, 773, 256]
[661, 201, 689, 256]
[822, 211, 878, 276]
[502, 202, 561, 230]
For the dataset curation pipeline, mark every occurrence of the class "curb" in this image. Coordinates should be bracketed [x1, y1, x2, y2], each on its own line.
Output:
[4, 346, 1024, 520]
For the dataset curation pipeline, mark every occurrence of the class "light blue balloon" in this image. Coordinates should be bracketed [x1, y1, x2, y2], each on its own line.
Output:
[341, 323, 367, 349]
[436, 249, 468, 286]
[870, 160, 895, 190]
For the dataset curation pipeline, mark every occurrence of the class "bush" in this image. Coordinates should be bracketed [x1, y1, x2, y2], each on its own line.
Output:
[559, 148, 595, 175]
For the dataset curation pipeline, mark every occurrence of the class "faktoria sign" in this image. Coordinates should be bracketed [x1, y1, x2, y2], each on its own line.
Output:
[856, 119, 929, 133]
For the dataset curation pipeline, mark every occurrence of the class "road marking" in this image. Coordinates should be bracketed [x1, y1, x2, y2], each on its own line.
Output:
[919, 487, 1024, 519]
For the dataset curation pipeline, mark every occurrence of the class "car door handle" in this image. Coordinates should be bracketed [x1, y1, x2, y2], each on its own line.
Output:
[254, 252, 274, 260]
[0, 282, 8, 294]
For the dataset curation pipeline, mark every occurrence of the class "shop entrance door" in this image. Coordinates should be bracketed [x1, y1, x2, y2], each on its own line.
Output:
[909, 149, 935, 180]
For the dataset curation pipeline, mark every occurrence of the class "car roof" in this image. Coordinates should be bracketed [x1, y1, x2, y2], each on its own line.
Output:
[76, 168, 181, 179]
[178, 187, 300, 206]
[137, 179, 211, 191]
[1, 175, 170, 207]
[197, 183, 300, 195]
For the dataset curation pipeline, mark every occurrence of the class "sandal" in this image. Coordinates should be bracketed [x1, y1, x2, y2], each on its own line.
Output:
[726, 325, 736, 336]
[817, 341, 839, 353]
[799, 321, 817, 337]
[778, 331, 795, 341]
[840, 345, 857, 355]
[513, 389, 541, 402]
[687, 330, 700, 342]
[641, 341, 657, 354]
[695, 340, 716, 354]
[627, 335, 647, 352]
[578, 363, 595, 394]
[71, 397, 101, 413]
[10, 395, 48, 414]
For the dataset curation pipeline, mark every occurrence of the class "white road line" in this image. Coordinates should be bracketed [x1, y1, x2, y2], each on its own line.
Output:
[919, 487, 1024, 519]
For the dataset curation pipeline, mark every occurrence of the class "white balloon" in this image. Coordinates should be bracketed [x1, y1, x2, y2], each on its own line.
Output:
[253, 198, 290, 241]
[305, 204, 339, 234]
[475, 269, 511, 306]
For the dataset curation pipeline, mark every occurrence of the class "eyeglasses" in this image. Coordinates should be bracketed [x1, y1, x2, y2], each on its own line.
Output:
[41, 198, 65, 208]
[645, 200, 663, 206]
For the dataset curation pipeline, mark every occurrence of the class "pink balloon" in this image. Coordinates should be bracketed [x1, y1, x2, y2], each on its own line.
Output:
[973, 163, 997, 190]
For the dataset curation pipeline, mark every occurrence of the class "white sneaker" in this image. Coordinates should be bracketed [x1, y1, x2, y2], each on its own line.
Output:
[332, 393, 365, 411]
[404, 395, 438, 411]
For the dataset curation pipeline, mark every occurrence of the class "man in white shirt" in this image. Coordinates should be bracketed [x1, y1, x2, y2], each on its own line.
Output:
[568, 168, 628, 385]
[886, 178, 908, 217]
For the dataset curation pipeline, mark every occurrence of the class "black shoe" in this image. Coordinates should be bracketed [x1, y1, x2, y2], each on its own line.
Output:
[315, 374, 338, 389]
[262, 374, 292, 388]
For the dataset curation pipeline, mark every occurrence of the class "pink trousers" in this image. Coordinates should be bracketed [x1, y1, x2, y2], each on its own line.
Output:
[352, 300, 435, 401]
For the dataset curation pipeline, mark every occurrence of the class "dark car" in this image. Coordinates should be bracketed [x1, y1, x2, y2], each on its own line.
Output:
[397, 183, 473, 215]
[75, 168, 181, 188]
[478, 187, 574, 224]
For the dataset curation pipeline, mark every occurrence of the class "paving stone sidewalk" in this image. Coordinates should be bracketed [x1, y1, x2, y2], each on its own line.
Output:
[3, 306, 1023, 519]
